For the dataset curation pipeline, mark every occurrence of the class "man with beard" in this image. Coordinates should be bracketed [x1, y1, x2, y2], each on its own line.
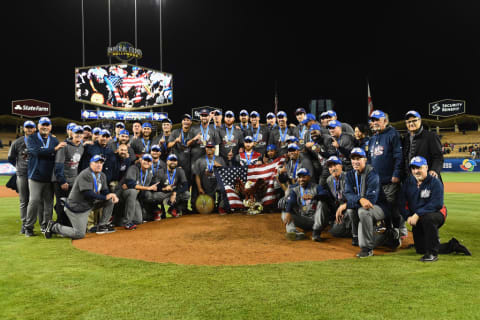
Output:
[131, 122, 154, 158]
[345, 148, 390, 258]
[212, 109, 224, 131]
[189, 109, 220, 163]
[304, 123, 329, 185]
[236, 136, 262, 166]
[268, 111, 294, 157]
[82, 125, 93, 142]
[325, 120, 355, 171]
[110, 143, 132, 192]
[108, 129, 136, 163]
[281, 168, 329, 241]
[168, 114, 195, 189]
[146, 154, 190, 219]
[284, 143, 314, 184]
[24, 117, 64, 236]
[266, 112, 277, 130]
[112, 122, 125, 142]
[44, 155, 119, 239]
[91, 127, 101, 143]
[80, 129, 115, 183]
[218, 110, 244, 165]
[154, 118, 173, 161]
[53, 125, 85, 227]
[322, 110, 355, 136]
[246, 111, 269, 156]
[119, 154, 158, 230]
[237, 109, 250, 133]
[129, 120, 143, 143]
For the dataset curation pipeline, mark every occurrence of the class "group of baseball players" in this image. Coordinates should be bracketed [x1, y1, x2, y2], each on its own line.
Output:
[8, 107, 471, 261]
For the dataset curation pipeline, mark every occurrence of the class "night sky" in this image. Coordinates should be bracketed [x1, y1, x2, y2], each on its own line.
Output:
[6, 0, 480, 125]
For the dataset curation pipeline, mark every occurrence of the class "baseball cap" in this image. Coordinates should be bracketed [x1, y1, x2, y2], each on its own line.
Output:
[410, 156, 427, 167]
[92, 127, 101, 135]
[151, 144, 161, 152]
[244, 136, 254, 142]
[327, 120, 342, 129]
[266, 112, 276, 119]
[225, 110, 234, 117]
[90, 155, 105, 163]
[214, 109, 222, 115]
[71, 125, 84, 133]
[38, 117, 51, 125]
[370, 110, 386, 120]
[266, 144, 276, 151]
[296, 168, 310, 177]
[67, 122, 76, 130]
[161, 118, 172, 124]
[83, 125, 92, 131]
[100, 129, 111, 137]
[250, 111, 260, 118]
[405, 110, 421, 119]
[276, 111, 287, 118]
[142, 122, 152, 128]
[320, 112, 329, 119]
[287, 143, 299, 151]
[23, 120, 36, 128]
[326, 110, 337, 118]
[295, 107, 306, 115]
[310, 123, 321, 131]
[302, 113, 316, 124]
[326, 156, 342, 165]
[116, 122, 125, 128]
[167, 154, 178, 161]
[119, 129, 129, 136]
[199, 108, 209, 115]
[182, 114, 192, 120]
[240, 109, 249, 116]
[350, 147, 367, 158]
[286, 136, 299, 143]
[205, 141, 215, 147]
[142, 154, 153, 161]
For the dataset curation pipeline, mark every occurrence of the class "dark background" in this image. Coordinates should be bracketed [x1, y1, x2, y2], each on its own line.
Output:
[5, 0, 480, 125]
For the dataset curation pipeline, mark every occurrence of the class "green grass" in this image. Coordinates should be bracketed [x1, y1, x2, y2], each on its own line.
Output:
[442, 172, 480, 183]
[1, 188, 479, 319]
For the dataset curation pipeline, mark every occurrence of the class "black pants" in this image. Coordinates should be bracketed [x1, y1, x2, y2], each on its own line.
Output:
[53, 182, 72, 227]
[412, 211, 445, 255]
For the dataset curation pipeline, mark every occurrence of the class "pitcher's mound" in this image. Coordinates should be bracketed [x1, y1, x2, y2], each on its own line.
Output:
[72, 213, 413, 266]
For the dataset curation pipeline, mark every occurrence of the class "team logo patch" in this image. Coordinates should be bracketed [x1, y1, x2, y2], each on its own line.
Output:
[372, 145, 384, 156]
[420, 189, 431, 198]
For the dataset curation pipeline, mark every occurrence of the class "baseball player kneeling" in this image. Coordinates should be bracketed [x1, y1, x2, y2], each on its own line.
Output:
[44, 155, 119, 239]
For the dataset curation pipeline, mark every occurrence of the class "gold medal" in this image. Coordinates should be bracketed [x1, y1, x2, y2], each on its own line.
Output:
[302, 206, 308, 211]
[299, 139, 304, 145]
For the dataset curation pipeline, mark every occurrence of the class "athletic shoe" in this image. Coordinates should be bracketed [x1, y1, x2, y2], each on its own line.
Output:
[357, 248, 373, 258]
[25, 229, 35, 237]
[153, 210, 162, 221]
[96, 225, 115, 234]
[451, 238, 472, 256]
[218, 207, 227, 215]
[169, 208, 179, 218]
[20, 225, 25, 235]
[124, 222, 137, 230]
[41, 228, 46, 234]
[352, 236, 359, 247]
[88, 226, 97, 233]
[285, 231, 306, 241]
[420, 254, 438, 262]
[44, 220, 56, 239]
[312, 229, 323, 242]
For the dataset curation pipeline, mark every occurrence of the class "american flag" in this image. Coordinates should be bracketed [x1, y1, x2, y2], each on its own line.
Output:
[367, 81, 374, 117]
[215, 157, 285, 210]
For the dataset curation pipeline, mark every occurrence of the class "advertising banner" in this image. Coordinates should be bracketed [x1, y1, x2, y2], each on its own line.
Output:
[81, 110, 167, 121]
[11, 99, 51, 118]
[429, 99, 466, 117]
[442, 158, 479, 172]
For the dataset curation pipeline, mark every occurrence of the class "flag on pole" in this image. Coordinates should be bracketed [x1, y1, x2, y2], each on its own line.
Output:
[215, 157, 285, 210]
[367, 82, 374, 117]
[274, 81, 279, 115]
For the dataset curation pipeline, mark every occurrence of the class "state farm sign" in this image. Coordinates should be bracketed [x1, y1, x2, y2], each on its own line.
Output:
[12, 99, 51, 118]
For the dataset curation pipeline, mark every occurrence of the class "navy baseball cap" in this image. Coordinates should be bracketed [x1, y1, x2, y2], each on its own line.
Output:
[296, 168, 310, 177]
[244, 136, 254, 142]
[266, 112, 276, 119]
[295, 107, 306, 115]
[310, 123, 321, 131]
[370, 110, 386, 120]
[320, 112, 329, 119]
[205, 141, 215, 147]
[142, 154, 153, 161]
[142, 122, 152, 128]
[276, 111, 287, 118]
[167, 154, 178, 161]
[350, 147, 367, 158]
[162, 118, 172, 124]
[287, 136, 299, 143]
[405, 110, 421, 119]
[90, 155, 105, 163]
[116, 122, 125, 128]
[410, 156, 428, 167]
[67, 122, 76, 130]
[326, 156, 342, 165]
[250, 111, 260, 118]
[119, 129, 129, 136]
[71, 125, 84, 133]
[240, 109, 249, 116]
[151, 144, 161, 152]
[100, 129, 111, 137]
[302, 113, 316, 124]
[214, 109, 222, 115]
[287, 143, 299, 151]
[199, 108, 209, 115]
[266, 144, 276, 151]
[92, 127, 101, 135]
[326, 110, 337, 118]
[83, 125, 92, 131]
[182, 114, 192, 120]
[39, 117, 51, 125]
[23, 120, 36, 128]
[327, 120, 342, 129]
[225, 110, 234, 117]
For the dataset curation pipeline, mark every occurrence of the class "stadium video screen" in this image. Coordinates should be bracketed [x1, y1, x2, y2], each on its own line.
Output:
[75, 64, 173, 110]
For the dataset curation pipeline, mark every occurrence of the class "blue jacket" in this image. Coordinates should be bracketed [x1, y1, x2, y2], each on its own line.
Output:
[344, 165, 389, 217]
[399, 174, 444, 220]
[80, 142, 116, 183]
[26, 133, 59, 182]
[368, 126, 403, 185]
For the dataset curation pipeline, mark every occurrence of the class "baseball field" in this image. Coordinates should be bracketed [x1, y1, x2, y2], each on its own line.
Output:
[1, 173, 479, 320]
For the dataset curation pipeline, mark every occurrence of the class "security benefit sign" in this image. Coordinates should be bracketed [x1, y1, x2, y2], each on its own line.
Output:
[12, 99, 51, 118]
[429, 99, 466, 117]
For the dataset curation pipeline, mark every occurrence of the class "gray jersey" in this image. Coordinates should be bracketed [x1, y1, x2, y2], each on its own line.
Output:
[268, 126, 294, 156]
[218, 126, 244, 161]
[66, 168, 109, 213]
[107, 140, 136, 163]
[54, 140, 84, 184]
[130, 136, 154, 156]
[156, 167, 187, 191]
[291, 182, 321, 217]
[192, 156, 226, 193]
[190, 124, 220, 162]
[326, 172, 347, 206]
[245, 125, 270, 155]
[168, 128, 194, 166]
[151, 159, 167, 182]
[124, 164, 154, 188]
[285, 154, 314, 181]
[8, 136, 30, 176]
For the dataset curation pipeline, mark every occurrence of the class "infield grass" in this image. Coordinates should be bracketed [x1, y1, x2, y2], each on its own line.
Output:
[1, 174, 479, 320]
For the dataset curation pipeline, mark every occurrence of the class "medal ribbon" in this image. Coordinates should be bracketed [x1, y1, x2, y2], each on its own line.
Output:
[91, 172, 100, 193]
[354, 171, 361, 197]
[167, 168, 176, 185]
[200, 125, 209, 143]
[225, 126, 234, 142]
[206, 155, 215, 172]
[140, 169, 148, 186]
[253, 126, 260, 142]
[37, 132, 50, 149]
[245, 152, 253, 165]
[141, 138, 151, 153]
[279, 127, 287, 142]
